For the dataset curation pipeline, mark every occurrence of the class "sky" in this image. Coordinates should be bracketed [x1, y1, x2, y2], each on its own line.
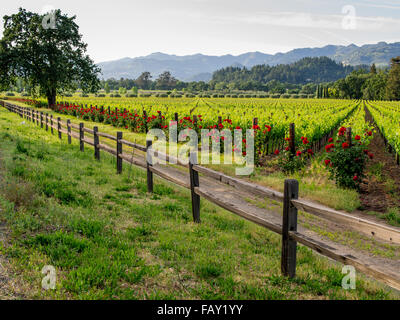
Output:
[1, 0, 400, 63]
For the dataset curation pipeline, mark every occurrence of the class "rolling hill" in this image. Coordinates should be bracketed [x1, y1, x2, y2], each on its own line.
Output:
[97, 41, 400, 81]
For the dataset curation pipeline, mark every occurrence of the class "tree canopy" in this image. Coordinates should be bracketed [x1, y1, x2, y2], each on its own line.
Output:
[0, 8, 100, 106]
[386, 57, 400, 100]
[211, 57, 358, 85]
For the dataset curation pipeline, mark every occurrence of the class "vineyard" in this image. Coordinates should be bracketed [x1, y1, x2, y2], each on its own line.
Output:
[1, 96, 400, 300]
[12, 97, 359, 159]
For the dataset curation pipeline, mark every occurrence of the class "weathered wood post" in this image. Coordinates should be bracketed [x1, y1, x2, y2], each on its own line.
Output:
[117, 132, 123, 174]
[67, 119, 71, 144]
[289, 123, 295, 156]
[45, 113, 49, 131]
[281, 179, 299, 278]
[193, 115, 198, 129]
[94, 126, 100, 160]
[347, 127, 352, 147]
[50, 115, 54, 134]
[57, 117, 62, 139]
[174, 112, 179, 122]
[79, 123, 84, 152]
[40, 112, 43, 128]
[146, 140, 153, 193]
[143, 110, 148, 133]
[189, 151, 201, 223]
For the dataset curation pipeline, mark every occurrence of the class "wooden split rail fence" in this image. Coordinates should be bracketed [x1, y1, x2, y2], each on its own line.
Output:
[2, 100, 400, 291]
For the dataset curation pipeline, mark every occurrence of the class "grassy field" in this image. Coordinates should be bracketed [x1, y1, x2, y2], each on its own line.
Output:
[0, 106, 398, 299]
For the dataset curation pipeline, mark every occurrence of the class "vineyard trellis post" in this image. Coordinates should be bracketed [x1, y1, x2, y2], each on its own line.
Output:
[50, 115, 54, 134]
[347, 127, 352, 147]
[281, 179, 299, 278]
[45, 113, 49, 131]
[289, 123, 295, 156]
[143, 110, 148, 133]
[193, 115, 198, 129]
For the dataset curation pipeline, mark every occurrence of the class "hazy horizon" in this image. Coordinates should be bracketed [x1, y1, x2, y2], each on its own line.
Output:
[97, 40, 399, 63]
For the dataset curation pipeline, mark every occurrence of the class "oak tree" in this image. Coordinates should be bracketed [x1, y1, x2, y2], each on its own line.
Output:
[0, 8, 100, 107]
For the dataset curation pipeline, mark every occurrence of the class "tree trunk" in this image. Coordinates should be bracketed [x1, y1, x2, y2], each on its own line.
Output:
[47, 90, 56, 109]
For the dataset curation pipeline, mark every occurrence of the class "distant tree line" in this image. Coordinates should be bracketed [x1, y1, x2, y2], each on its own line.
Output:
[211, 57, 362, 85]
[316, 57, 400, 100]
[100, 71, 210, 93]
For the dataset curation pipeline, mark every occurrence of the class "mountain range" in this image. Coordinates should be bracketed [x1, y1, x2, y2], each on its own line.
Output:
[97, 41, 400, 82]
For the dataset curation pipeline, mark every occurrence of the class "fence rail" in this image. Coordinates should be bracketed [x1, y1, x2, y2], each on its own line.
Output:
[2, 100, 400, 291]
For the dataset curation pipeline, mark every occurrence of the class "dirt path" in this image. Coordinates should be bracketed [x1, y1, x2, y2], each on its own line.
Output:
[360, 107, 400, 213]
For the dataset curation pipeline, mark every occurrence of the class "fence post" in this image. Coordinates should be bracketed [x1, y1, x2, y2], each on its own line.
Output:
[174, 112, 179, 122]
[117, 132, 123, 173]
[50, 115, 54, 134]
[94, 126, 100, 160]
[45, 113, 49, 131]
[289, 123, 295, 156]
[36, 111, 39, 125]
[281, 179, 299, 278]
[67, 119, 71, 144]
[79, 123, 84, 152]
[146, 140, 153, 193]
[189, 151, 201, 223]
[40, 112, 43, 128]
[57, 117, 62, 139]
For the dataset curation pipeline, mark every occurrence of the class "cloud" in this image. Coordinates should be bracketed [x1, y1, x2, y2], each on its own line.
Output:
[200, 10, 400, 31]
[358, 0, 400, 10]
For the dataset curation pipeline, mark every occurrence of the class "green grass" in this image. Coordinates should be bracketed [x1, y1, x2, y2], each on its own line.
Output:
[6, 100, 361, 212]
[368, 208, 400, 228]
[0, 107, 398, 300]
